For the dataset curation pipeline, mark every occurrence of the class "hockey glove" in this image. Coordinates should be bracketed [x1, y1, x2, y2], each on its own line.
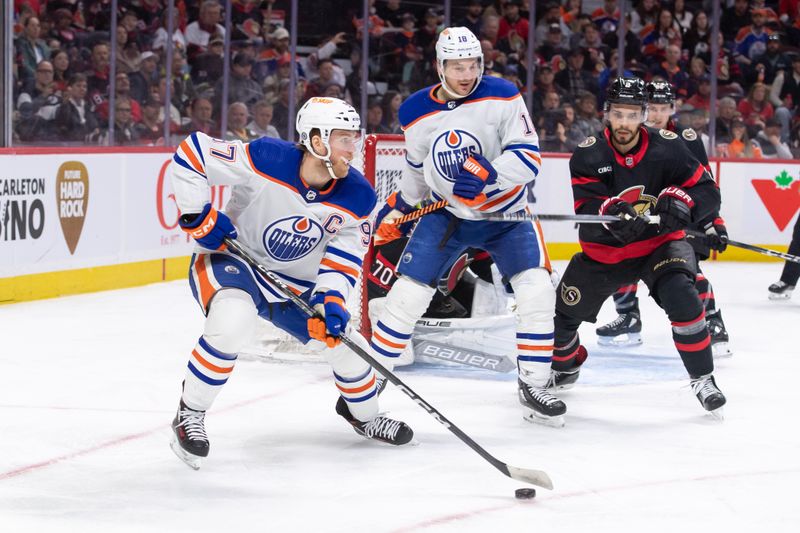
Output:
[179, 203, 237, 250]
[599, 197, 649, 244]
[453, 154, 498, 204]
[307, 290, 350, 347]
[704, 217, 728, 252]
[374, 191, 415, 245]
[654, 186, 694, 232]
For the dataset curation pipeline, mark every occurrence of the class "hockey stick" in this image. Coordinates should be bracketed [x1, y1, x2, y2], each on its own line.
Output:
[684, 230, 800, 264]
[223, 237, 554, 490]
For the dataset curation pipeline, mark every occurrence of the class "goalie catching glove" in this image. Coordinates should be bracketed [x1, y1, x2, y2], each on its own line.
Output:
[453, 153, 497, 206]
[307, 290, 350, 348]
[374, 191, 415, 245]
[599, 197, 648, 244]
[654, 186, 693, 232]
[179, 203, 237, 250]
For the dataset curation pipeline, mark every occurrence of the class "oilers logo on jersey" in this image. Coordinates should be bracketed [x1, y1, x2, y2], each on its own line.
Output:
[263, 215, 323, 261]
[432, 129, 482, 182]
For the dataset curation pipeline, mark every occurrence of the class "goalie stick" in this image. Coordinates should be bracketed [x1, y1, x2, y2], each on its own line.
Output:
[224, 237, 554, 491]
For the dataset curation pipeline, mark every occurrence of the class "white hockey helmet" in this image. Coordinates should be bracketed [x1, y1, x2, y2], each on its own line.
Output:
[296, 97, 362, 178]
[435, 27, 484, 99]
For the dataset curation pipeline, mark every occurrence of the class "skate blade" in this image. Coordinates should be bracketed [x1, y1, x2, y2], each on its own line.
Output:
[522, 408, 566, 428]
[597, 332, 642, 347]
[768, 292, 792, 300]
[170, 435, 204, 470]
[707, 406, 725, 421]
[711, 342, 732, 358]
[548, 382, 577, 392]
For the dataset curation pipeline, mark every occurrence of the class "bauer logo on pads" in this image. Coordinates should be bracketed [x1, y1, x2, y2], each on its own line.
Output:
[56, 161, 89, 254]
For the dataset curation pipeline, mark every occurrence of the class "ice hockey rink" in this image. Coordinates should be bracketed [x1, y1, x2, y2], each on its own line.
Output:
[2, 260, 799, 533]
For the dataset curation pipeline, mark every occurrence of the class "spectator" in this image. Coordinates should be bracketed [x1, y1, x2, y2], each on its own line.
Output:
[498, 0, 529, 45]
[49, 8, 78, 49]
[561, 0, 583, 32]
[15, 15, 50, 82]
[536, 3, 571, 44]
[481, 15, 501, 48]
[672, 0, 693, 32]
[129, 51, 160, 104]
[170, 49, 196, 114]
[248, 100, 281, 139]
[54, 73, 100, 142]
[641, 8, 683, 66]
[180, 97, 217, 136]
[152, 77, 183, 131]
[602, 12, 643, 63]
[51, 48, 71, 93]
[17, 59, 55, 111]
[104, 99, 140, 145]
[555, 48, 599, 98]
[751, 34, 792, 85]
[414, 8, 440, 62]
[376, 0, 404, 28]
[715, 96, 739, 144]
[15, 60, 60, 141]
[755, 117, 794, 158]
[770, 54, 800, 142]
[574, 91, 603, 138]
[540, 118, 569, 152]
[734, 8, 771, 66]
[271, 79, 300, 139]
[300, 33, 347, 88]
[629, 0, 659, 35]
[96, 72, 142, 123]
[578, 23, 611, 65]
[191, 35, 225, 87]
[482, 40, 505, 78]
[115, 25, 138, 74]
[151, 9, 187, 53]
[561, 103, 586, 151]
[738, 81, 774, 134]
[380, 90, 403, 134]
[537, 24, 569, 63]
[537, 90, 563, 134]
[365, 97, 387, 134]
[725, 118, 762, 157]
[532, 64, 564, 115]
[135, 98, 165, 144]
[224, 102, 258, 142]
[254, 27, 292, 83]
[304, 58, 338, 101]
[685, 56, 708, 98]
[213, 52, 264, 113]
[685, 75, 712, 111]
[683, 10, 711, 61]
[458, 0, 484, 38]
[721, 0, 751, 42]
[591, 0, 620, 36]
[650, 44, 688, 98]
[186, 0, 226, 56]
[86, 41, 111, 104]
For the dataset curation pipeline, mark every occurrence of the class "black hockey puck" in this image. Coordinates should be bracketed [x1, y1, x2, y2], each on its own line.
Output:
[515, 488, 537, 499]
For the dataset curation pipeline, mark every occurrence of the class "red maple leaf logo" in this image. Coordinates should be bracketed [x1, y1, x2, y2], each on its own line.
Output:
[751, 179, 800, 231]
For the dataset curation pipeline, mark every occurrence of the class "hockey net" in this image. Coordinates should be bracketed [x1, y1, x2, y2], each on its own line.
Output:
[241, 134, 406, 363]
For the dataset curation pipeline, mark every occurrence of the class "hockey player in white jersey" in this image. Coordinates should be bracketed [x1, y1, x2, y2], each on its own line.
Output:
[168, 97, 413, 470]
[369, 27, 566, 427]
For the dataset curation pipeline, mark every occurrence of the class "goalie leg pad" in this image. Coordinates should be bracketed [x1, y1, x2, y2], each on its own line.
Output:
[183, 288, 258, 411]
[510, 268, 556, 388]
[370, 276, 436, 372]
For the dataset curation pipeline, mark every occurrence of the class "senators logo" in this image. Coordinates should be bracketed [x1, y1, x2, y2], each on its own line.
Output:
[431, 129, 482, 182]
[617, 185, 657, 216]
[262, 215, 323, 261]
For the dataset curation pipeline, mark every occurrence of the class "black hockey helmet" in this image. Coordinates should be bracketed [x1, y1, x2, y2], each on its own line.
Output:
[605, 77, 648, 110]
[646, 80, 676, 105]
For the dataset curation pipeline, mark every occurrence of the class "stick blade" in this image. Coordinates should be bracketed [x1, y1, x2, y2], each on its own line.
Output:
[506, 465, 554, 490]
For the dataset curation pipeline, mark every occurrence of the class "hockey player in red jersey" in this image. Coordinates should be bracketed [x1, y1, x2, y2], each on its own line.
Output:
[168, 98, 413, 470]
[596, 80, 732, 357]
[551, 77, 726, 417]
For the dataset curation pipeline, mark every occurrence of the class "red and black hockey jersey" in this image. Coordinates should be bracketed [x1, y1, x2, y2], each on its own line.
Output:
[570, 126, 720, 264]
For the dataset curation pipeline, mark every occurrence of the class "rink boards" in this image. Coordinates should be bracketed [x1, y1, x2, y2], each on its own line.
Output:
[0, 147, 796, 303]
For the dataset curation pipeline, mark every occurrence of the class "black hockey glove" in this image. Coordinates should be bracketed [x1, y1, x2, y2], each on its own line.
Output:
[654, 186, 694, 232]
[703, 217, 728, 252]
[599, 197, 649, 244]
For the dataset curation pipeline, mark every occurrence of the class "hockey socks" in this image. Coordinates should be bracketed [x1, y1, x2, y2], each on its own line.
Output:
[183, 336, 238, 411]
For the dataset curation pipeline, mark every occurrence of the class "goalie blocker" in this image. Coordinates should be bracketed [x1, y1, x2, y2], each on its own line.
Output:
[366, 238, 519, 372]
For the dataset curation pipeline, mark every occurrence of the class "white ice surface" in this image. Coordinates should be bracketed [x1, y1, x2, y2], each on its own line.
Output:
[2, 261, 799, 532]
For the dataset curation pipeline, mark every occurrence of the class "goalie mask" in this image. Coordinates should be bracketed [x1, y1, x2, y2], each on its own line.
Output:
[435, 27, 484, 99]
[296, 97, 363, 179]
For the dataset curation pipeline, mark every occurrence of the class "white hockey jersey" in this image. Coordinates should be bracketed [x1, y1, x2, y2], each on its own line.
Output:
[170, 132, 376, 303]
[398, 76, 542, 219]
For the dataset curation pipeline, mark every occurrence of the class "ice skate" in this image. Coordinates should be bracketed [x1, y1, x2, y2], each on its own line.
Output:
[691, 374, 726, 420]
[596, 310, 643, 346]
[548, 345, 587, 391]
[170, 400, 210, 470]
[518, 379, 566, 428]
[768, 281, 794, 300]
[336, 396, 414, 445]
[707, 310, 732, 358]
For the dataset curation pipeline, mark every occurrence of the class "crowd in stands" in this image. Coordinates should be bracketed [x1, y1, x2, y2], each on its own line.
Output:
[10, 0, 800, 157]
